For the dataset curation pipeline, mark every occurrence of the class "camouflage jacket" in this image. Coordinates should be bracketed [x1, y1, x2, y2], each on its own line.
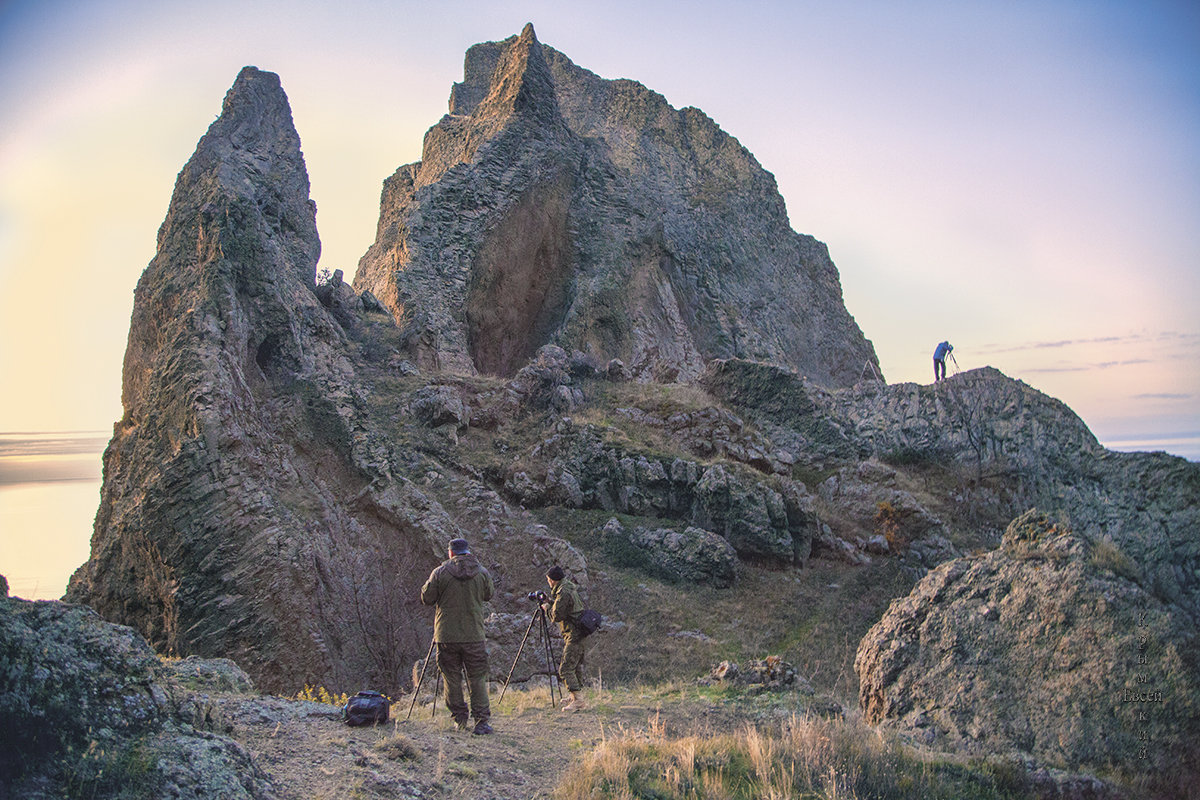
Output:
[549, 578, 582, 635]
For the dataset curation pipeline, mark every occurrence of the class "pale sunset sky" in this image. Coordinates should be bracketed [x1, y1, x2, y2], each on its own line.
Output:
[1, 0, 1197, 597]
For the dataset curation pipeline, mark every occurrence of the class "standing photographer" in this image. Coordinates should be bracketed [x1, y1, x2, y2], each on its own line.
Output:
[542, 565, 588, 712]
[420, 537, 495, 734]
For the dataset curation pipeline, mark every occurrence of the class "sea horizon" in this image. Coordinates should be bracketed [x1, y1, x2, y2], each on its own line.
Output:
[1, 428, 1196, 602]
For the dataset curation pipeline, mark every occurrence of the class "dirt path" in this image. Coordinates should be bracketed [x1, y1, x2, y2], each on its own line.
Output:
[218, 687, 729, 800]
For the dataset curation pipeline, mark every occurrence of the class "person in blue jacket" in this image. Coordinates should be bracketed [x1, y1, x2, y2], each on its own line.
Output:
[933, 341, 953, 382]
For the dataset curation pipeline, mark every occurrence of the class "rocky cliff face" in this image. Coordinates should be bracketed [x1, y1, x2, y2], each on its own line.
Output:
[64, 67, 449, 693]
[354, 24, 879, 387]
[61, 41, 1199, 798]
[818, 367, 1200, 615]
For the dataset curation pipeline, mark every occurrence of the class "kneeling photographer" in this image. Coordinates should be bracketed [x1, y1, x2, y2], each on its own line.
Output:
[541, 566, 589, 712]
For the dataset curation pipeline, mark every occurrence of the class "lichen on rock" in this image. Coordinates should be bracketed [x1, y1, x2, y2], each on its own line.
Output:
[854, 509, 1200, 796]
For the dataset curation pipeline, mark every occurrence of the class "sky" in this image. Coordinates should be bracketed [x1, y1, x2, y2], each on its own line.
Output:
[1, 0, 1198, 463]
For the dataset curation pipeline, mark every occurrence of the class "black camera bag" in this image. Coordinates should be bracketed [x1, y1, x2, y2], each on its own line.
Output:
[577, 608, 603, 637]
[343, 690, 389, 726]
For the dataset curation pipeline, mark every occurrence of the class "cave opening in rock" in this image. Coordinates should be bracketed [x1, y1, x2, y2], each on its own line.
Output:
[466, 178, 573, 376]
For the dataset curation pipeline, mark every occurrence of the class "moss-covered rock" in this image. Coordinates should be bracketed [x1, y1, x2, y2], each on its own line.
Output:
[855, 510, 1200, 797]
[0, 590, 274, 799]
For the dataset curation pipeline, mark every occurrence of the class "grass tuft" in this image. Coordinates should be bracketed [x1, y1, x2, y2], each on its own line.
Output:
[1089, 537, 1142, 583]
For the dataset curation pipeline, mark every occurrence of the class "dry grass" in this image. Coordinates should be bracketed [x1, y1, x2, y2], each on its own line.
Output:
[553, 710, 1035, 800]
[372, 733, 420, 761]
[1089, 536, 1142, 583]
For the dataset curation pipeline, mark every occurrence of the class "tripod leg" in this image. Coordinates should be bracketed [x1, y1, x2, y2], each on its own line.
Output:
[540, 609, 559, 708]
[406, 636, 437, 721]
[499, 609, 541, 705]
[431, 644, 441, 719]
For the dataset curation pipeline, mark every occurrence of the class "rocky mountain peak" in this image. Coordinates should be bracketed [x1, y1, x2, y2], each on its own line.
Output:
[215, 67, 300, 151]
[472, 23, 560, 127]
[356, 27, 880, 386]
[450, 23, 541, 116]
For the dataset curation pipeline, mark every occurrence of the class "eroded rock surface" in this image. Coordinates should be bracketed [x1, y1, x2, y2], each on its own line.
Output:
[0, 585, 274, 799]
[855, 510, 1200, 796]
[354, 24, 879, 387]
[63, 67, 447, 694]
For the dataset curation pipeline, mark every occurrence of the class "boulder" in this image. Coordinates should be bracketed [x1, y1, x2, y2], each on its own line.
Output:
[690, 463, 795, 565]
[702, 656, 813, 694]
[600, 518, 737, 588]
[0, 590, 274, 799]
[409, 384, 470, 429]
[855, 510, 1200, 797]
[313, 268, 361, 331]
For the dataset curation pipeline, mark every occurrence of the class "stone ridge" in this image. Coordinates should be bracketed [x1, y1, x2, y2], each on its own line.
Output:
[354, 25, 880, 388]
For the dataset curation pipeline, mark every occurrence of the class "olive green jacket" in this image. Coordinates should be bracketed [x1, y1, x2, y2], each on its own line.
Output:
[549, 578, 582, 636]
[420, 554, 494, 643]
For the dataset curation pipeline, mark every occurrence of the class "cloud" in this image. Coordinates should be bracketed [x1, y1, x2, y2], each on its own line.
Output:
[1023, 358, 1151, 374]
[1131, 393, 1193, 400]
[977, 331, 1200, 356]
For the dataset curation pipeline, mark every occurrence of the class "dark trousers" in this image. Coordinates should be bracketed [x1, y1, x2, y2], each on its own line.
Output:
[934, 357, 946, 381]
[436, 640, 490, 723]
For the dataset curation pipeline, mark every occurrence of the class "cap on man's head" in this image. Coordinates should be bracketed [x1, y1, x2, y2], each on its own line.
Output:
[448, 538, 470, 555]
[546, 566, 565, 581]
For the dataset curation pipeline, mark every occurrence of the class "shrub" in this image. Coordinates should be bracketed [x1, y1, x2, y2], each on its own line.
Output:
[294, 684, 350, 708]
[875, 501, 907, 552]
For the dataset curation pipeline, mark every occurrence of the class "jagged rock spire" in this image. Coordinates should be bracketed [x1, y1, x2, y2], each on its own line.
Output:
[473, 23, 561, 127]
[356, 28, 881, 387]
[67, 67, 430, 695]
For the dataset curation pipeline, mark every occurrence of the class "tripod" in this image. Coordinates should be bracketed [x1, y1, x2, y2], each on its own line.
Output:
[499, 605, 560, 708]
[406, 637, 472, 722]
[406, 637, 439, 721]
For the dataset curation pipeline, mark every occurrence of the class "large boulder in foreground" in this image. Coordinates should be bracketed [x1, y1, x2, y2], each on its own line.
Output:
[854, 510, 1200, 797]
[0, 584, 273, 799]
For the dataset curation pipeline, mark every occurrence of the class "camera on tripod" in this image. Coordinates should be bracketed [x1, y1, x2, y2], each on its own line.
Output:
[526, 590, 548, 603]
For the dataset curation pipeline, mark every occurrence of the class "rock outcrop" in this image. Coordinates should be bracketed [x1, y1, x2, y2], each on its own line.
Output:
[0, 585, 274, 799]
[502, 415, 817, 568]
[600, 517, 738, 588]
[64, 67, 450, 693]
[706, 359, 1200, 601]
[59, 40, 1198, 782]
[855, 510, 1200, 797]
[354, 24, 879, 387]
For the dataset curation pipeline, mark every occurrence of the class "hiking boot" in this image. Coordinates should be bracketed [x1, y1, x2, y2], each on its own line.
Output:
[453, 717, 469, 731]
[472, 720, 493, 735]
[561, 692, 585, 712]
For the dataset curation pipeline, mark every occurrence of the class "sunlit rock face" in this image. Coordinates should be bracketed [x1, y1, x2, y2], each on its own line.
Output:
[855, 510, 1200, 797]
[65, 67, 447, 694]
[354, 23, 880, 388]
